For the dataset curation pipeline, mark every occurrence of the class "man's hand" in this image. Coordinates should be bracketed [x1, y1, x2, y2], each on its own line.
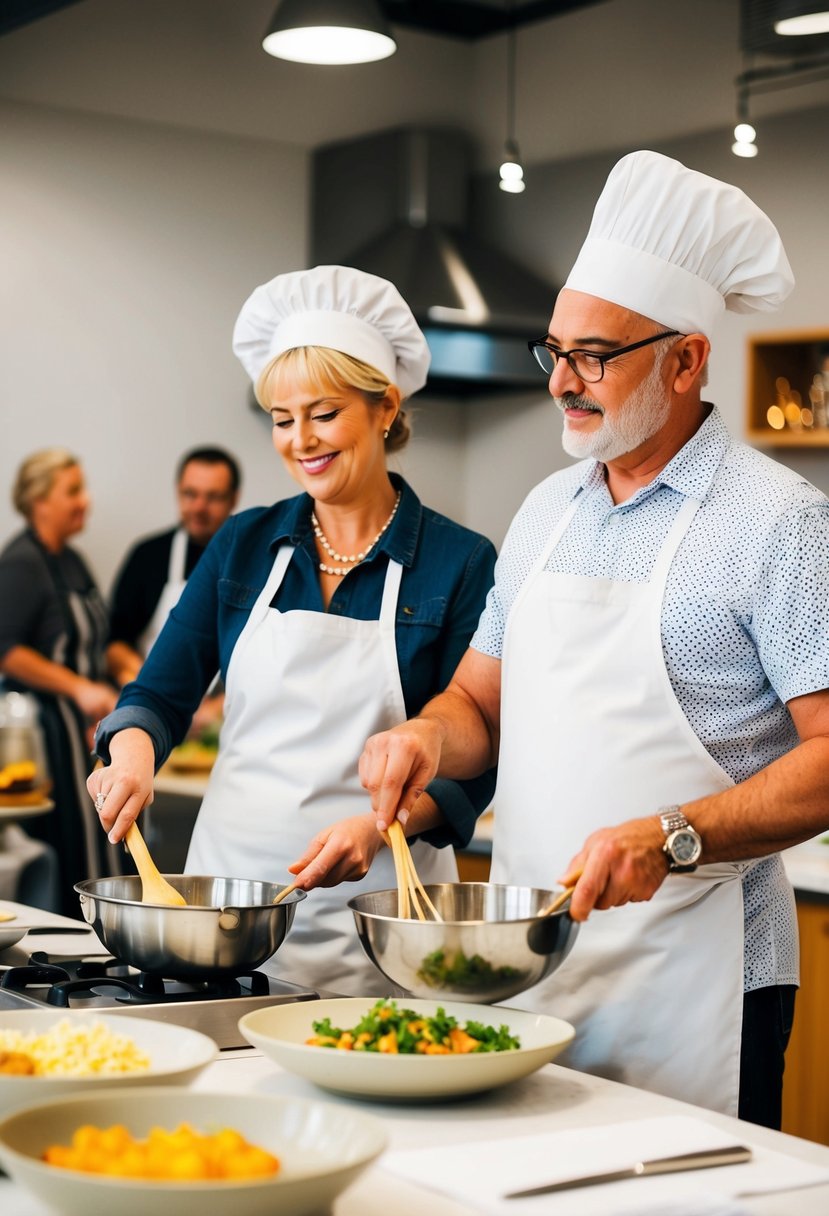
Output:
[358, 718, 444, 830]
[560, 815, 668, 922]
[73, 677, 118, 721]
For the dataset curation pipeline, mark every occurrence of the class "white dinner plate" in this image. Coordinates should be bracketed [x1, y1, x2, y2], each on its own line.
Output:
[0, 924, 27, 950]
[239, 996, 575, 1101]
[0, 1088, 386, 1216]
[0, 1010, 217, 1114]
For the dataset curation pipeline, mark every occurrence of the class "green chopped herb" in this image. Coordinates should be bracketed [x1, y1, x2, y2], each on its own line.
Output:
[308, 999, 520, 1054]
[417, 948, 522, 991]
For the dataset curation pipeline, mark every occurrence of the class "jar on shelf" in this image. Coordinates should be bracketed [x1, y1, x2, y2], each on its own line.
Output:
[0, 688, 50, 799]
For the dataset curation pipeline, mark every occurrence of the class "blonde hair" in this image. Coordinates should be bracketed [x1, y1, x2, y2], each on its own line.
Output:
[12, 448, 79, 520]
[255, 347, 411, 453]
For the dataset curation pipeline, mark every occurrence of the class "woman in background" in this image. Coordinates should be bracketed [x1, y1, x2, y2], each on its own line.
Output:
[89, 266, 496, 994]
[0, 449, 118, 914]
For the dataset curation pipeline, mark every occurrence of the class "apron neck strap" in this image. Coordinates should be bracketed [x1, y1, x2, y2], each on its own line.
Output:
[169, 527, 189, 582]
[378, 558, 403, 630]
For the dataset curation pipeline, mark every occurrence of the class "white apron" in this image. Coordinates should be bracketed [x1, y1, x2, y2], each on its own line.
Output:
[186, 545, 457, 995]
[138, 527, 188, 658]
[491, 491, 746, 1115]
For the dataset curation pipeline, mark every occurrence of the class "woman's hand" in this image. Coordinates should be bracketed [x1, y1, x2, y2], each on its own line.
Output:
[73, 677, 118, 721]
[286, 814, 386, 890]
[86, 728, 155, 843]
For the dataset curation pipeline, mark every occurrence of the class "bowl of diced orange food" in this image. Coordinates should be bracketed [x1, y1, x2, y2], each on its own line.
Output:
[0, 1088, 387, 1216]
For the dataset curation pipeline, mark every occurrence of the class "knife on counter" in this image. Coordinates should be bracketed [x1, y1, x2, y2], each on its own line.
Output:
[503, 1143, 753, 1198]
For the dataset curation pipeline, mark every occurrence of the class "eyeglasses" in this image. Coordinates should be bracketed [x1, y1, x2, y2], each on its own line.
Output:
[179, 488, 233, 505]
[527, 330, 682, 383]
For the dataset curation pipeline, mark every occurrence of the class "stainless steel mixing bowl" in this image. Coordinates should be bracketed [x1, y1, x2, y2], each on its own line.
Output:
[348, 882, 579, 1004]
[75, 875, 306, 979]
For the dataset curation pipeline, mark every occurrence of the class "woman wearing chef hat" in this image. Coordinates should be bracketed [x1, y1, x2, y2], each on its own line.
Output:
[89, 265, 496, 995]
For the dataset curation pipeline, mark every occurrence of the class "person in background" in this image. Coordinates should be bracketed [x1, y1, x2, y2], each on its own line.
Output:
[106, 446, 240, 735]
[88, 265, 497, 995]
[357, 151, 829, 1128]
[0, 449, 118, 914]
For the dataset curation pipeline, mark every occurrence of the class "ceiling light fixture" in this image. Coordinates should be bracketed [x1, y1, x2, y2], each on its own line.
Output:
[499, 13, 525, 194]
[262, 0, 396, 65]
[773, 2, 829, 35]
[730, 0, 829, 160]
[732, 88, 759, 156]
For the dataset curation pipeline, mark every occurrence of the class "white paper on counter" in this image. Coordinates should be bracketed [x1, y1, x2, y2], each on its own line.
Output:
[381, 1114, 829, 1216]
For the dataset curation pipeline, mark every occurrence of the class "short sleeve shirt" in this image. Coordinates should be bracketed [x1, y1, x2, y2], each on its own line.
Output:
[473, 406, 829, 992]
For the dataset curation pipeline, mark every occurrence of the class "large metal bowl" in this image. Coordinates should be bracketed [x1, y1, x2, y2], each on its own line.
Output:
[348, 882, 578, 1004]
[75, 875, 306, 979]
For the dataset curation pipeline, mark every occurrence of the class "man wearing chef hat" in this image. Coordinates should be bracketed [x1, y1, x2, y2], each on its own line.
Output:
[359, 151, 829, 1127]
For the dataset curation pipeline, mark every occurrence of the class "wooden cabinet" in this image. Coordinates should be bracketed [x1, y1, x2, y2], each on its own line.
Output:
[746, 329, 829, 447]
[781, 894, 829, 1145]
[454, 848, 491, 883]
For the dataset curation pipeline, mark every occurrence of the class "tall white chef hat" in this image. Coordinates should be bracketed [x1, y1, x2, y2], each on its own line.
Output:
[232, 265, 430, 398]
[564, 150, 794, 336]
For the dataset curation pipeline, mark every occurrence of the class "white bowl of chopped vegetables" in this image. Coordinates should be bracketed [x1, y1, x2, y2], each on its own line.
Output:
[238, 997, 575, 1101]
[0, 1010, 217, 1112]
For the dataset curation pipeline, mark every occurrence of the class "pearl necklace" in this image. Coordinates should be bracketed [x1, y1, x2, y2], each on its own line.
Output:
[312, 491, 402, 577]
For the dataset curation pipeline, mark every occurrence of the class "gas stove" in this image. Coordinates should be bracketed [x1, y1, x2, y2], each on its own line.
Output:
[0, 951, 319, 1049]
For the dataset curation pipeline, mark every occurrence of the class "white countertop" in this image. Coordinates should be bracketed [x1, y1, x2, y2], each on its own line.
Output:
[3, 890, 829, 1214]
[192, 1053, 829, 1215]
[2, 1028, 829, 1213]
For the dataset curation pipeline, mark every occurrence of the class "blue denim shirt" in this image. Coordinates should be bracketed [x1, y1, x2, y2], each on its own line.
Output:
[96, 475, 497, 849]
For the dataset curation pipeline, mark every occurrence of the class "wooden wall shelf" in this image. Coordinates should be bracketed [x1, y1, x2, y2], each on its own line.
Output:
[746, 329, 829, 448]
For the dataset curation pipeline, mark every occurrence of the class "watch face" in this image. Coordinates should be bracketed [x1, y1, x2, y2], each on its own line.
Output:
[671, 830, 701, 863]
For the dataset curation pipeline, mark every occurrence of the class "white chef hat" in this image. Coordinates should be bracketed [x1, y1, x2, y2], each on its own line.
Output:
[564, 150, 794, 336]
[232, 265, 430, 398]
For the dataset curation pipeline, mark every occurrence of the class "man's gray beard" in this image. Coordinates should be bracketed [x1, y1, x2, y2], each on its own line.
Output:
[556, 350, 671, 462]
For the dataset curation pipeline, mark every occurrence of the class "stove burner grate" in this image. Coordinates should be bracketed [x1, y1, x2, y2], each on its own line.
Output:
[0, 952, 273, 1007]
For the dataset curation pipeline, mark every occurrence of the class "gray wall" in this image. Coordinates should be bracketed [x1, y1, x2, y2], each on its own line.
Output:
[2, 97, 828, 582]
[0, 99, 466, 588]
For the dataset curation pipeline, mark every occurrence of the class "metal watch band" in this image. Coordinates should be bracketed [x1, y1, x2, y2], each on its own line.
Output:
[659, 806, 688, 837]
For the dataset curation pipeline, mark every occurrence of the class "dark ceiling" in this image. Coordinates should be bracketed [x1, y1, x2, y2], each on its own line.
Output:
[382, 1, 605, 37]
[0, 0, 604, 40]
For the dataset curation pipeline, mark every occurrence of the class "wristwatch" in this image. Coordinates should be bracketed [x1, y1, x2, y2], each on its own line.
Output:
[659, 806, 702, 873]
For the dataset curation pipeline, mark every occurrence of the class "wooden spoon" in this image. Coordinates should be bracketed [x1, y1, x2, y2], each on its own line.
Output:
[125, 822, 187, 906]
[536, 883, 578, 918]
[272, 880, 299, 905]
[536, 868, 583, 918]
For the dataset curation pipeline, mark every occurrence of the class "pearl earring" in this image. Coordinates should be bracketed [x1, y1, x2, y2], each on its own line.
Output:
[383, 429, 390, 439]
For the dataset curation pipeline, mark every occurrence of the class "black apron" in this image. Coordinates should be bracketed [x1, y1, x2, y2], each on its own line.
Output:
[18, 535, 120, 916]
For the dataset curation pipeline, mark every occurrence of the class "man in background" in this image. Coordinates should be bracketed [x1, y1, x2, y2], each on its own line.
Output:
[106, 447, 240, 733]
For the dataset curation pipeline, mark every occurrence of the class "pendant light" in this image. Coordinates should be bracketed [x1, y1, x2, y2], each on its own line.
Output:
[773, 2, 829, 35]
[732, 88, 759, 157]
[499, 14, 525, 194]
[262, 0, 396, 65]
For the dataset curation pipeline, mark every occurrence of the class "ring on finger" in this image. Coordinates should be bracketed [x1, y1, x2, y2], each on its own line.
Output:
[94, 792, 106, 813]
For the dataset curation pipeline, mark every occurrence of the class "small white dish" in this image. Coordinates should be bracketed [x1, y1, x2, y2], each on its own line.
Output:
[0, 1010, 217, 1113]
[0, 923, 27, 950]
[0, 1088, 386, 1216]
[239, 996, 575, 1101]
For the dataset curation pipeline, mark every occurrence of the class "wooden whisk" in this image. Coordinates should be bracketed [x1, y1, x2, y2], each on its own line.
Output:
[384, 820, 443, 922]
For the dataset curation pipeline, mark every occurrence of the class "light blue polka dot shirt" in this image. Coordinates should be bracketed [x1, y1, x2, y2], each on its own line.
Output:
[473, 406, 829, 991]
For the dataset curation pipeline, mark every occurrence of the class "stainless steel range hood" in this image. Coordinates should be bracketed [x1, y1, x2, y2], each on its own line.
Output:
[311, 127, 557, 395]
